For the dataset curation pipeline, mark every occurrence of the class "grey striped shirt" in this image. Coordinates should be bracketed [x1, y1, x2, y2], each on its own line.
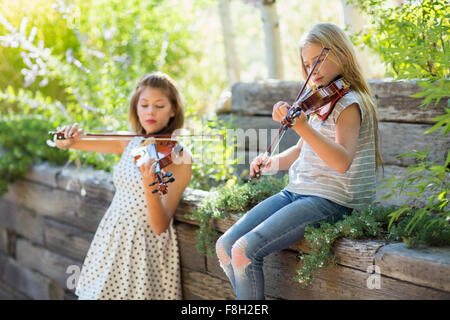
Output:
[285, 90, 376, 211]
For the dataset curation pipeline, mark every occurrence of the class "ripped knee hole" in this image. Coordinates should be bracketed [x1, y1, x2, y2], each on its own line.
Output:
[216, 242, 231, 266]
[231, 238, 251, 268]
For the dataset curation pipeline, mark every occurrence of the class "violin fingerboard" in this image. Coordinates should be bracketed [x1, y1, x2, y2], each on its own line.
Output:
[146, 144, 161, 172]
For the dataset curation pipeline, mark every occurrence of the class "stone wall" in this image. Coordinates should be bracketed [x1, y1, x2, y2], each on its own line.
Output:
[0, 164, 449, 300]
[222, 79, 448, 178]
[0, 79, 449, 299]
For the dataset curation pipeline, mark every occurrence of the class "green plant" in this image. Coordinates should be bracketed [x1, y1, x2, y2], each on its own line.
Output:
[379, 148, 449, 238]
[296, 204, 450, 287]
[0, 116, 69, 195]
[186, 175, 289, 256]
[0, 0, 231, 192]
[186, 115, 239, 191]
[349, 0, 449, 80]
[349, 0, 449, 240]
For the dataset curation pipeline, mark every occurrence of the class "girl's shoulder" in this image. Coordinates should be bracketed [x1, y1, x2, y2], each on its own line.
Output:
[335, 90, 360, 109]
[331, 90, 363, 121]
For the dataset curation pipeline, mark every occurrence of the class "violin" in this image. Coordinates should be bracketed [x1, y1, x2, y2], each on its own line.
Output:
[48, 132, 183, 195]
[282, 76, 350, 127]
[131, 135, 181, 195]
[252, 47, 350, 179]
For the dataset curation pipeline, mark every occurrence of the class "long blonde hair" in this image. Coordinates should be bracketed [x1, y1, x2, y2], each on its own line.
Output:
[129, 72, 184, 135]
[299, 23, 383, 170]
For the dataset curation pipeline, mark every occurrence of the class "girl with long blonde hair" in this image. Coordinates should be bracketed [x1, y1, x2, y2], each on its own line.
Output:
[216, 23, 382, 300]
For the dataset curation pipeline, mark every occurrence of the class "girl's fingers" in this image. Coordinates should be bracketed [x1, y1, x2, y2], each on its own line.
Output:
[68, 124, 77, 138]
[262, 158, 272, 172]
[75, 128, 83, 138]
[64, 126, 70, 139]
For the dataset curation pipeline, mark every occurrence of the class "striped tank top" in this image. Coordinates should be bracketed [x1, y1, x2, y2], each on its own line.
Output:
[285, 90, 377, 211]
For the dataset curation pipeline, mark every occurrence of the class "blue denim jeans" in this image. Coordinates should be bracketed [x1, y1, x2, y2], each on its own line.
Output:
[215, 189, 353, 300]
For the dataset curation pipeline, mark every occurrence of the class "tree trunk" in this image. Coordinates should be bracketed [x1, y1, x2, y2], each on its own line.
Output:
[260, 0, 283, 79]
[340, 0, 371, 78]
[218, 0, 240, 85]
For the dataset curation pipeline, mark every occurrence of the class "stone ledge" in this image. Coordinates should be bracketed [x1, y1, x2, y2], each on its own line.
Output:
[230, 79, 448, 123]
[2, 163, 450, 299]
[175, 188, 450, 296]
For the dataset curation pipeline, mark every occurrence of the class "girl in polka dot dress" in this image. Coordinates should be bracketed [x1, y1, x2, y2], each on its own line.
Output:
[54, 72, 192, 299]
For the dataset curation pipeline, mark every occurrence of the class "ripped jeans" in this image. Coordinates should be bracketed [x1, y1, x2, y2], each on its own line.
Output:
[215, 189, 353, 300]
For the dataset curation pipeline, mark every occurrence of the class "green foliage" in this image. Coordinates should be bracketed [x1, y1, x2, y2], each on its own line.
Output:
[187, 115, 238, 191]
[0, 116, 69, 195]
[378, 148, 449, 237]
[296, 205, 450, 287]
[186, 175, 289, 256]
[0, 0, 231, 192]
[349, 0, 449, 246]
[349, 0, 449, 79]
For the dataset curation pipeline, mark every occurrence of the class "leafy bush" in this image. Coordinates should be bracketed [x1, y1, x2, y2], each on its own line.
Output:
[349, 0, 448, 79]
[186, 175, 289, 256]
[0, 0, 232, 194]
[349, 0, 449, 241]
[296, 204, 450, 287]
[0, 116, 69, 195]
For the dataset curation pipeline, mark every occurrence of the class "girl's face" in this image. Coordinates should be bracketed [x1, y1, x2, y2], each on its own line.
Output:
[302, 43, 341, 88]
[137, 87, 175, 134]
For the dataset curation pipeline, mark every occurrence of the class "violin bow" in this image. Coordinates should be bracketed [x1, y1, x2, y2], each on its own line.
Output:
[47, 131, 223, 147]
[253, 47, 330, 180]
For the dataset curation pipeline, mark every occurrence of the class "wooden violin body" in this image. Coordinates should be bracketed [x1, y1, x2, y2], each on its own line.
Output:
[282, 76, 350, 127]
[296, 77, 350, 115]
[131, 137, 180, 195]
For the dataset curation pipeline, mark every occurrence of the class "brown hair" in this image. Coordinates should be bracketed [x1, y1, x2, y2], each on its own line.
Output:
[129, 72, 184, 134]
[299, 23, 383, 170]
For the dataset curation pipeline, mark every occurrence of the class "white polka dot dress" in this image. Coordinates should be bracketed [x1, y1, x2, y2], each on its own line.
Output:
[75, 137, 182, 300]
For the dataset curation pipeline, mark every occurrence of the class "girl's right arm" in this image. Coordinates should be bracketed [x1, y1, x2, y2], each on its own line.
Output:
[54, 124, 128, 155]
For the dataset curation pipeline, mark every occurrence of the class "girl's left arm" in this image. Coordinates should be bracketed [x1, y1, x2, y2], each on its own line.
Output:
[292, 103, 361, 174]
[140, 153, 192, 235]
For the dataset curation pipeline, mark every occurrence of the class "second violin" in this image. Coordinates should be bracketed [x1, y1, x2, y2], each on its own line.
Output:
[49, 131, 183, 195]
[131, 136, 182, 195]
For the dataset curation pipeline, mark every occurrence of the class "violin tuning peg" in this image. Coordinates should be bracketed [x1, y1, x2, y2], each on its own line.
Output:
[148, 182, 157, 187]
[164, 172, 173, 178]
[164, 177, 175, 184]
[152, 189, 159, 194]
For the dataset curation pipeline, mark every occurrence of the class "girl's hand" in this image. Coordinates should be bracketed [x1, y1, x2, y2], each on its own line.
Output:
[250, 153, 272, 178]
[291, 102, 308, 128]
[54, 123, 83, 149]
[273, 101, 307, 127]
[139, 158, 159, 190]
[272, 101, 291, 123]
